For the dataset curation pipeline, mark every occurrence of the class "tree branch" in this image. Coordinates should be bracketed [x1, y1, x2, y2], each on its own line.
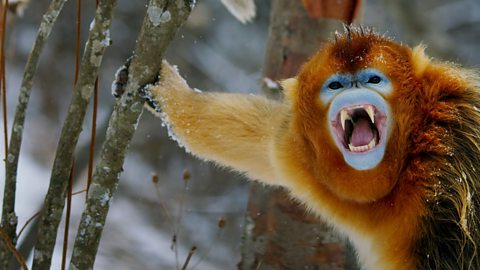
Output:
[240, 0, 356, 269]
[31, 1, 118, 268]
[0, 0, 68, 268]
[0, 227, 27, 270]
[68, 0, 194, 269]
[11, 117, 109, 270]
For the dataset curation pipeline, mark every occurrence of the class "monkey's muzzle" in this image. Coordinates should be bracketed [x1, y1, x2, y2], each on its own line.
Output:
[333, 104, 387, 152]
[328, 89, 391, 170]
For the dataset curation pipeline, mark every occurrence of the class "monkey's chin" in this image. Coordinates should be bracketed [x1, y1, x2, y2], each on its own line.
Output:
[328, 89, 391, 170]
[341, 144, 386, 170]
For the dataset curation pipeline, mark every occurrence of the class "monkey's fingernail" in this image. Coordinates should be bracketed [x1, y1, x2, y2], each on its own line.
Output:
[366, 105, 375, 124]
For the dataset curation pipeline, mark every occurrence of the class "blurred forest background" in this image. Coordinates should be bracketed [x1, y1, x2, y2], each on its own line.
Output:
[1, 0, 480, 269]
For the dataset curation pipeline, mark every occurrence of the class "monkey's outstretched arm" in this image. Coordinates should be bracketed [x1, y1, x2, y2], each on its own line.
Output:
[146, 61, 289, 184]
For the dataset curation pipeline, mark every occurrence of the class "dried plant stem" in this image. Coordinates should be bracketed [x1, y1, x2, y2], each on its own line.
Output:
[191, 226, 225, 269]
[13, 118, 108, 267]
[69, 1, 194, 268]
[0, 3, 9, 266]
[181, 246, 197, 270]
[1, 0, 8, 166]
[61, 164, 74, 270]
[61, 1, 82, 268]
[72, 189, 87, 196]
[0, 227, 27, 270]
[17, 211, 40, 239]
[0, 0, 68, 267]
[175, 173, 190, 269]
[31, 0, 118, 268]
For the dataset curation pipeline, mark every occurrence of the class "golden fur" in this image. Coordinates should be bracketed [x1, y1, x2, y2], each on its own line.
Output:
[147, 30, 480, 269]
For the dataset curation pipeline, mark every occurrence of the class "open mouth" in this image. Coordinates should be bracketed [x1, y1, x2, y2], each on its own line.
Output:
[332, 104, 386, 153]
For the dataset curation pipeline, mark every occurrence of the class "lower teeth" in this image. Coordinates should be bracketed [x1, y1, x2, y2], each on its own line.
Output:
[348, 137, 377, 152]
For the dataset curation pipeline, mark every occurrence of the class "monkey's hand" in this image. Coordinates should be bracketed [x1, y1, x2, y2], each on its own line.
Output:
[111, 57, 133, 98]
[146, 60, 288, 184]
[141, 60, 190, 115]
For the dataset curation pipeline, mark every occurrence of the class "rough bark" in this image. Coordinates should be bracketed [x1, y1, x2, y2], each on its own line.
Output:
[0, 0, 68, 268]
[68, 1, 194, 269]
[10, 118, 109, 270]
[240, 1, 359, 269]
[31, 1, 117, 269]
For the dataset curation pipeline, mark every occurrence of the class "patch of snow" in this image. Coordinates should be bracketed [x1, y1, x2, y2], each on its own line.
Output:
[148, 6, 171, 26]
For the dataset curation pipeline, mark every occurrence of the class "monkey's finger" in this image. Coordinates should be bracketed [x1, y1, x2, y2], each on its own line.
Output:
[143, 60, 193, 114]
[158, 60, 190, 91]
[220, 0, 256, 24]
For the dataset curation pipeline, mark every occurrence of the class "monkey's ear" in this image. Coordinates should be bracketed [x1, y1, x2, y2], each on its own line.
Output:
[411, 44, 431, 77]
[281, 77, 299, 102]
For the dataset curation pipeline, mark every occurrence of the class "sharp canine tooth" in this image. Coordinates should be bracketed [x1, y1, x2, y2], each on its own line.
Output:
[341, 110, 349, 130]
[366, 105, 375, 124]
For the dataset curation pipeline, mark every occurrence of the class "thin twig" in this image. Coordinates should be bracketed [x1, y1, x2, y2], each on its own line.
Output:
[14, 188, 89, 263]
[72, 189, 87, 196]
[1, 0, 8, 165]
[0, 0, 12, 268]
[69, 1, 194, 268]
[61, 1, 82, 268]
[0, 0, 68, 265]
[152, 174, 172, 222]
[0, 226, 28, 270]
[190, 217, 226, 270]
[175, 169, 191, 270]
[61, 164, 74, 270]
[181, 246, 197, 270]
[255, 260, 262, 270]
[13, 118, 109, 266]
[17, 211, 40, 239]
[32, 0, 118, 268]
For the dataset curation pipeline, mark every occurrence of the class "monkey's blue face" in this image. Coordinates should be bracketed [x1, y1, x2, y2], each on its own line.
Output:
[321, 69, 392, 170]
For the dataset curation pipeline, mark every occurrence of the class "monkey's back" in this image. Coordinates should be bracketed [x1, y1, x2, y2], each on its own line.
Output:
[409, 65, 480, 269]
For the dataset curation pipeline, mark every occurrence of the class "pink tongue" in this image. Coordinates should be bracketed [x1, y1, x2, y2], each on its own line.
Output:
[350, 118, 374, 146]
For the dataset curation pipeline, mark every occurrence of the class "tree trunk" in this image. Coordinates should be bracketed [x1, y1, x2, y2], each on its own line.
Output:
[240, 1, 359, 269]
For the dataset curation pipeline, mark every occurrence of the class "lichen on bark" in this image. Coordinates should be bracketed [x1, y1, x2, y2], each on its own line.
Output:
[31, 1, 118, 269]
[68, 1, 194, 269]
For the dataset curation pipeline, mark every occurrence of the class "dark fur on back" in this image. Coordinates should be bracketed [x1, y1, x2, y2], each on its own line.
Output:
[413, 67, 480, 269]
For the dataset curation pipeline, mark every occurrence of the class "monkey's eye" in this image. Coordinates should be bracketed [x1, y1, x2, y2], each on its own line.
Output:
[367, 75, 381, 84]
[328, 81, 343, 90]
[355, 69, 392, 94]
[320, 74, 352, 104]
